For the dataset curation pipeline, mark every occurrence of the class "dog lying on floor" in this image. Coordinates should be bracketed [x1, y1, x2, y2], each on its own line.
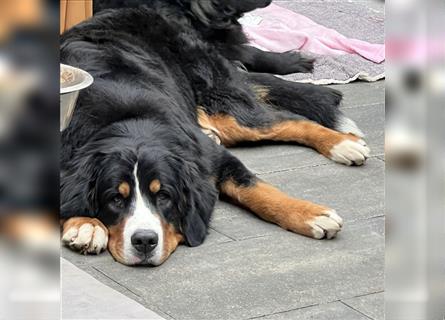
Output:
[60, 0, 369, 266]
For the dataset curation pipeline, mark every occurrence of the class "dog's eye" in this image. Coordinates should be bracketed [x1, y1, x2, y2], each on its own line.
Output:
[157, 192, 170, 201]
[112, 196, 125, 209]
[157, 192, 171, 207]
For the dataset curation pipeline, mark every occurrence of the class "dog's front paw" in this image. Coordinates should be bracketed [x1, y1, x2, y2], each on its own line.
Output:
[62, 217, 108, 254]
[329, 138, 370, 166]
[279, 200, 343, 239]
[279, 51, 315, 74]
[306, 209, 343, 239]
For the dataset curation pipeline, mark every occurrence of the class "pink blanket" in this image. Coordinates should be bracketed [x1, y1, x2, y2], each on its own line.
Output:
[241, 4, 385, 63]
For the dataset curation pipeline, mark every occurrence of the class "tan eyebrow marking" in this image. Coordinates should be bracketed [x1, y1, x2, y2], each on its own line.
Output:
[149, 179, 161, 193]
[118, 182, 130, 198]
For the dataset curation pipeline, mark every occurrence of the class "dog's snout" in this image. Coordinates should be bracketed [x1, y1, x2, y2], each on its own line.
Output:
[131, 229, 159, 253]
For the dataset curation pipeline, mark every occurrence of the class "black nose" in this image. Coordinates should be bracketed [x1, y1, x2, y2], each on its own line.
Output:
[131, 229, 158, 254]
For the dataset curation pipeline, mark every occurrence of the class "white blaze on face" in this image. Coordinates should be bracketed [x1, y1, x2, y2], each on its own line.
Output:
[122, 163, 164, 265]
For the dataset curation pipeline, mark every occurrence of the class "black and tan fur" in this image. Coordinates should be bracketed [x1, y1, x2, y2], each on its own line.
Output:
[60, 0, 368, 266]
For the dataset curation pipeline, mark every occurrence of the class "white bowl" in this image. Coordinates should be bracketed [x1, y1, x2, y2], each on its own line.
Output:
[60, 64, 93, 131]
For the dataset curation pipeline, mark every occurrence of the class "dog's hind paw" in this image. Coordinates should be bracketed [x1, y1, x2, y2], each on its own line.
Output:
[329, 138, 370, 166]
[62, 217, 108, 254]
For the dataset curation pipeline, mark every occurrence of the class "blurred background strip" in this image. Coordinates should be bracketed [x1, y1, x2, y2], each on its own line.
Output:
[0, 0, 59, 319]
[386, 0, 445, 319]
[0, 0, 43, 41]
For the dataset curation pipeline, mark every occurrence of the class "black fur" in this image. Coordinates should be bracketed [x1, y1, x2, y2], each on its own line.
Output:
[60, 1, 344, 248]
[247, 73, 342, 128]
[93, 0, 314, 74]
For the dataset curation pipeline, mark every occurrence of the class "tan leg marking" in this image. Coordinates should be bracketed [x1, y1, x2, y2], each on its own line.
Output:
[199, 112, 370, 165]
[62, 217, 109, 254]
[221, 180, 343, 239]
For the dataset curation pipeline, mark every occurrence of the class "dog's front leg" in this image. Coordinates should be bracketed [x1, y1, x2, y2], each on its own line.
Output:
[217, 151, 343, 239]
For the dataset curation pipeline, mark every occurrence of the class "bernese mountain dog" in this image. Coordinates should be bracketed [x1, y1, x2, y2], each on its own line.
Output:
[60, 0, 370, 266]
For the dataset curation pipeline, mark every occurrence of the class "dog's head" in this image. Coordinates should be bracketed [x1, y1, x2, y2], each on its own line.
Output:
[93, 0, 272, 29]
[61, 122, 218, 266]
[188, 0, 272, 28]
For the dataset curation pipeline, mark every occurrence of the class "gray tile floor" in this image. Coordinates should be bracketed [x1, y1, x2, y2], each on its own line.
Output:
[61, 259, 165, 320]
[62, 80, 385, 320]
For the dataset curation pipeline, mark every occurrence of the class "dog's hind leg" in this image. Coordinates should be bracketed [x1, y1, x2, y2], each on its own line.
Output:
[248, 73, 364, 138]
[199, 109, 370, 166]
[216, 150, 343, 239]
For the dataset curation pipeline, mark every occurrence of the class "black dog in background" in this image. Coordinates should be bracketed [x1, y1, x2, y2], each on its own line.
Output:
[60, 0, 369, 266]
[93, 0, 315, 75]
[86, 0, 362, 141]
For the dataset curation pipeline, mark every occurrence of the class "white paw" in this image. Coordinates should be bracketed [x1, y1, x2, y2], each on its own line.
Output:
[62, 222, 108, 254]
[329, 139, 370, 165]
[308, 210, 343, 239]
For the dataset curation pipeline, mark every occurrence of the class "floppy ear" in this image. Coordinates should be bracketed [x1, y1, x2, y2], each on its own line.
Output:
[60, 152, 104, 219]
[174, 157, 218, 247]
